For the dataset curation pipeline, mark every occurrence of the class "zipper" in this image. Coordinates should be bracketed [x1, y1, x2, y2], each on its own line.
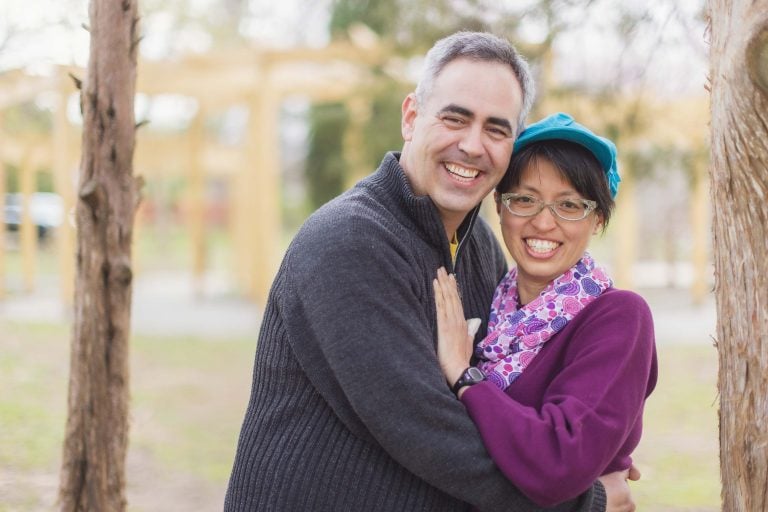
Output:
[451, 204, 481, 273]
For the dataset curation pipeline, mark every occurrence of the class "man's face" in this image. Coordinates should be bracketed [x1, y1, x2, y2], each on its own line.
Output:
[400, 58, 524, 233]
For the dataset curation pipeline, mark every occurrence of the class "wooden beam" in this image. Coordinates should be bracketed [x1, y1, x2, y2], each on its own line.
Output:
[0, 70, 60, 109]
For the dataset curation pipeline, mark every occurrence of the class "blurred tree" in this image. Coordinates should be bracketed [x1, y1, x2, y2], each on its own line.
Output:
[58, 0, 141, 510]
[305, 0, 532, 209]
[305, 102, 349, 209]
[306, 0, 704, 220]
[708, 0, 768, 509]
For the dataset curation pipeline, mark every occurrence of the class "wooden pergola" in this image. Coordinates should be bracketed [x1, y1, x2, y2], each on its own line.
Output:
[0, 42, 711, 306]
[0, 41, 393, 304]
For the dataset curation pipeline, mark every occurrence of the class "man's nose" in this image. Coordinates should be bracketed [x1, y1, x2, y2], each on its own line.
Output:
[457, 124, 484, 158]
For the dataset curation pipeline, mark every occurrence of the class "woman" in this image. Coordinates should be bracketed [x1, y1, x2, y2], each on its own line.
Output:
[433, 113, 657, 508]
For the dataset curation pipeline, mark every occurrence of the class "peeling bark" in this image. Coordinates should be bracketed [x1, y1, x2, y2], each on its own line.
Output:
[58, 0, 140, 510]
[709, 1, 768, 510]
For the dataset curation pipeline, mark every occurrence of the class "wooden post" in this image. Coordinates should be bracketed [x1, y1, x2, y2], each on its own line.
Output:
[19, 149, 37, 293]
[690, 157, 710, 304]
[0, 111, 5, 300]
[0, 159, 6, 301]
[612, 164, 636, 289]
[244, 82, 282, 304]
[53, 73, 76, 305]
[343, 95, 371, 189]
[188, 106, 206, 297]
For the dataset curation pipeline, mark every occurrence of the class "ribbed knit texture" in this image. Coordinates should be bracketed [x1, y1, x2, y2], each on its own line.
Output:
[224, 153, 606, 512]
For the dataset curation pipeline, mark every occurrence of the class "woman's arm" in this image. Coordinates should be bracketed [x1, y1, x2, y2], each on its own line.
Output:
[461, 290, 655, 507]
[433, 270, 654, 509]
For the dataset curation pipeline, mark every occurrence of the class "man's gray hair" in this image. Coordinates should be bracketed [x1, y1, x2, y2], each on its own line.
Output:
[414, 31, 536, 136]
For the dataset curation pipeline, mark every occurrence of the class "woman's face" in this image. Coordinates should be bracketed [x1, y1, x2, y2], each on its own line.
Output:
[497, 156, 602, 302]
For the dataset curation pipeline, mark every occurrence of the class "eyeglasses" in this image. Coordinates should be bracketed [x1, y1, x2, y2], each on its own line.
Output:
[500, 193, 597, 221]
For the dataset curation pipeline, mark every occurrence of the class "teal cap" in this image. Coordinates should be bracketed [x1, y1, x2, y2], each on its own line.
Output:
[514, 112, 620, 198]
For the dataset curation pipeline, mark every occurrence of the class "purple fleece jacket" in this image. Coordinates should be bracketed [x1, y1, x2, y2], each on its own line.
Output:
[461, 287, 658, 507]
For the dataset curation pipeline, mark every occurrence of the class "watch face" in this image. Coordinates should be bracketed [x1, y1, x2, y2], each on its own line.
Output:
[466, 367, 486, 382]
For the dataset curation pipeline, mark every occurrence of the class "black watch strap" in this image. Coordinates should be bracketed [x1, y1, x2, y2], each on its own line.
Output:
[451, 367, 486, 395]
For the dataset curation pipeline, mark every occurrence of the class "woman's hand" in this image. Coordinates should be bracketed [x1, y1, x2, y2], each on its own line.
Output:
[433, 267, 475, 387]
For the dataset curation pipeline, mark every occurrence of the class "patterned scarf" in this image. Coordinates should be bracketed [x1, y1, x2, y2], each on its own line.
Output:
[476, 252, 612, 390]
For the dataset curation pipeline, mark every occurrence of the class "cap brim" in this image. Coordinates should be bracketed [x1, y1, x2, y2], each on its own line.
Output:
[514, 128, 615, 175]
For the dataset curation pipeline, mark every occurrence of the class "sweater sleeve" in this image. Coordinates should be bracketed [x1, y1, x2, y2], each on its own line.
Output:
[460, 290, 657, 507]
[278, 216, 605, 512]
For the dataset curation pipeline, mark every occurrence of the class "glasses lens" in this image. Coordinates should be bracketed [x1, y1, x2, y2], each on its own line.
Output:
[506, 194, 540, 215]
[554, 199, 589, 220]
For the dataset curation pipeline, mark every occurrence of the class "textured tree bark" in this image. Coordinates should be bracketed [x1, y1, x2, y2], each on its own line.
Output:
[58, 0, 140, 510]
[709, 1, 768, 510]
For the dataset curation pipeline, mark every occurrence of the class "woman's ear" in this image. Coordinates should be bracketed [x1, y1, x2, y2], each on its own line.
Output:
[494, 191, 502, 218]
[593, 213, 604, 235]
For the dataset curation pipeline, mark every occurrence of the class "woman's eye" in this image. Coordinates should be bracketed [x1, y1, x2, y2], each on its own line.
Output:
[559, 200, 582, 211]
[514, 196, 536, 204]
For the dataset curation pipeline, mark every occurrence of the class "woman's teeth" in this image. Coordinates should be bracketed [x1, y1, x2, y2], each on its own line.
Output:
[526, 239, 559, 253]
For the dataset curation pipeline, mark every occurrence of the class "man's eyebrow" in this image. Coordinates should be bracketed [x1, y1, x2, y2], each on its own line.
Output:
[437, 104, 473, 118]
[487, 116, 513, 133]
[437, 104, 513, 133]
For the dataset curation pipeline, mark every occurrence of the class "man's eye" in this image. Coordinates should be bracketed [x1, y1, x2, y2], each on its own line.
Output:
[487, 127, 511, 139]
[441, 116, 465, 127]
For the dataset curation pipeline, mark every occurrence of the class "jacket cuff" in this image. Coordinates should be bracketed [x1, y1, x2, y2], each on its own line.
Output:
[590, 479, 607, 512]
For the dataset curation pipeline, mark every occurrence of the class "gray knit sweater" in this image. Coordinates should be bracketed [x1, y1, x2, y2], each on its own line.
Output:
[224, 153, 606, 511]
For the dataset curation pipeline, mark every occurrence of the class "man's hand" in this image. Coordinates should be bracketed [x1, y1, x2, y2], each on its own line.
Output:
[598, 464, 640, 512]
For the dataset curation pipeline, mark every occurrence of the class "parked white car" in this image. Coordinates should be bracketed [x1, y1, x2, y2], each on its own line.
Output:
[3, 192, 64, 239]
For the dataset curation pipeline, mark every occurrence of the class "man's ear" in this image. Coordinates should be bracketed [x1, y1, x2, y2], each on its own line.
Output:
[401, 93, 418, 141]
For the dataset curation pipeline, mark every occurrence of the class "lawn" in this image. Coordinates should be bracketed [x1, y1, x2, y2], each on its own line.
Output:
[0, 320, 254, 511]
[0, 318, 719, 511]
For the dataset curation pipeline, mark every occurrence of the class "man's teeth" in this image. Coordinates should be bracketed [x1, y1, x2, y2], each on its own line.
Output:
[445, 163, 479, 179]
[526, 239, 559, 253]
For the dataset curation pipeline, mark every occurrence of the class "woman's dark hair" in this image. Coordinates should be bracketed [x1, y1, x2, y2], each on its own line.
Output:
[496, 139, 615, 228]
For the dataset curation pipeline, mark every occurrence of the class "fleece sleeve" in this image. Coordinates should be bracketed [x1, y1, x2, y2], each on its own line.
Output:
[278, 222, 606, 512]
[460, 290, 657, 507]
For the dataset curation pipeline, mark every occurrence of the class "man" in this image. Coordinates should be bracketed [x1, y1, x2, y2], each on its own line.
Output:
[225, 31, 631, 511]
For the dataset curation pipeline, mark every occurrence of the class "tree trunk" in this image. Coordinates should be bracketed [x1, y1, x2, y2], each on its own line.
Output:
[58, 0, 140, 510]
[709, 1, 768, 510]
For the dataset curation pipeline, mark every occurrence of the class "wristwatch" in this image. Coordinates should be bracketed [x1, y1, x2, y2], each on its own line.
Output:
[451, 367, 486, 395]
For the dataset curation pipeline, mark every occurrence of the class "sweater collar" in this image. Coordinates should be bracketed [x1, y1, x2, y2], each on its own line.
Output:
[365, 152, 482, 254]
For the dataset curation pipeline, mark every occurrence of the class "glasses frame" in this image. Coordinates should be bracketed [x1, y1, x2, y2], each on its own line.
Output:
[500, 192, 597, 221]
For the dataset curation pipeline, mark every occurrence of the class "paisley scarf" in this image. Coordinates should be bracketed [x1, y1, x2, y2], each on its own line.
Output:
[476, 252, 612, 390]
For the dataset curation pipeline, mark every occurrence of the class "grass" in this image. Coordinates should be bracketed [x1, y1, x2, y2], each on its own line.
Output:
[633, 343, 720, 510]
[0, 319, 254, 511]
[0, 317, 720, 511]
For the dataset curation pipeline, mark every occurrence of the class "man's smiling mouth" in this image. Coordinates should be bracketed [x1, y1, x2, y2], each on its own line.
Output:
[445, 163, 480, 181]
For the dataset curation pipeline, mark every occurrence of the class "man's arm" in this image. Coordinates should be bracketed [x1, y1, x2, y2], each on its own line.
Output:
[277, 221, 605, 512]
